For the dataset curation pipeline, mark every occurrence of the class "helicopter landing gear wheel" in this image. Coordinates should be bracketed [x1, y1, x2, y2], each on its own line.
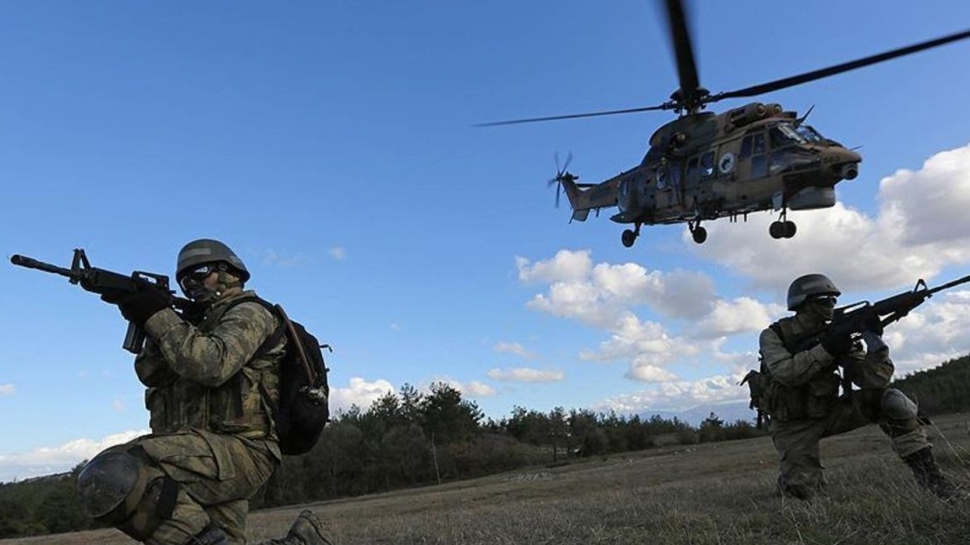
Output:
[769, 220, 797, 239]
[688, 220, 707, 244]
[621, 223, 642, 248]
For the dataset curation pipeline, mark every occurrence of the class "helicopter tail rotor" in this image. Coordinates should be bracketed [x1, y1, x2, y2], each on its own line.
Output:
[548, 152, 578, 208]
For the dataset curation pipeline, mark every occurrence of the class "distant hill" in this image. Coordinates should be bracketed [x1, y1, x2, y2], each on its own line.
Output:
[640, 401, 754, 427]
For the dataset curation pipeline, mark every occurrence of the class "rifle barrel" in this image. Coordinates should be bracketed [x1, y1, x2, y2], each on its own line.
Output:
[929, 274, 970, 295]
[10, 255, 76, 278]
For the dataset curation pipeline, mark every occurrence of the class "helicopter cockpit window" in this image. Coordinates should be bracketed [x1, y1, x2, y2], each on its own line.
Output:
[769, 125, 807, 149]
[796, 125, 826, 144]
[700, 151, 715, 178]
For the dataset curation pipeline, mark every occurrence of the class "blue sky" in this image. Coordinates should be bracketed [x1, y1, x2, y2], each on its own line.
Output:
[3, 1, 970, 482]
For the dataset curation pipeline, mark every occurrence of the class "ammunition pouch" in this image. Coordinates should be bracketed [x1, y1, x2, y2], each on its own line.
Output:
[763, 373, 840, 422]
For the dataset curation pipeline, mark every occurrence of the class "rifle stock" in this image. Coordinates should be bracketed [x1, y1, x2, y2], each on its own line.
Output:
[10, 249, 194, 354]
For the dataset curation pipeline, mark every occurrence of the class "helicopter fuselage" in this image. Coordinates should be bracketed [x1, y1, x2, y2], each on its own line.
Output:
[558, 102, 861, 244]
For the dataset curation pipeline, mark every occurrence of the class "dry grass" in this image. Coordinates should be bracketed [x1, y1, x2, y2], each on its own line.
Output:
[6, 414, 970, 544]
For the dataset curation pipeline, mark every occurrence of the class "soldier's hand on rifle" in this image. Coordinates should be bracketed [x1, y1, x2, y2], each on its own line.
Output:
[103, 290, 172, 327]
[820, 330, 854, 357]
[863, 313, 884, 335]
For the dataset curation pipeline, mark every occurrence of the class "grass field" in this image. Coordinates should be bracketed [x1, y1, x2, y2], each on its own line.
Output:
[5, 414, 970, 544]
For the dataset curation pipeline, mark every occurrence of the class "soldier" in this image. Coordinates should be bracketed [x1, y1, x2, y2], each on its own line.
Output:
[759, 273, 961, 500]
[74, 239, 334, 545]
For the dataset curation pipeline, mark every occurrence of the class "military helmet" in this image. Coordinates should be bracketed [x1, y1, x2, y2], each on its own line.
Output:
[787, 273, 840, 310]
[176, 238, 250, 283]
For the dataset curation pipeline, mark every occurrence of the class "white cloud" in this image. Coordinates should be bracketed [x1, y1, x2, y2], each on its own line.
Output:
[493, 341, 538, 359]
[464, 381, 498, 397]
[329, 246, 347, 261]
[487, 367, 565, 383]
[0, 384, 14, 396]
[329, 377, 395, 412]
[598, 373, 749, 414]
[390, 323, 401, 332]
[112, 399, 125, 412]
[0, 429, 148, 484]
[516, 249, 592, 283]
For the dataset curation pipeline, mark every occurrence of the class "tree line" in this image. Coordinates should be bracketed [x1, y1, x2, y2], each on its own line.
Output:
[3, 352, 968, 539]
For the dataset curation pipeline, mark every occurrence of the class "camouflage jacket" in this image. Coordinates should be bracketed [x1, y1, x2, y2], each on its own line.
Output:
[758, 313, 893, 420]
[135, 290, 285, 458]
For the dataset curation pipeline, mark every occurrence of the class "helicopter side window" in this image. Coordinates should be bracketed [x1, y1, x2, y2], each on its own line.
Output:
[741, 136, 752, 158]
[752, 132, 766, 155]
[700, 151, 715, 178]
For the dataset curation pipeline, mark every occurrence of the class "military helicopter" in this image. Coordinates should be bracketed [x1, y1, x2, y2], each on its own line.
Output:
[482, 0, 970, 247]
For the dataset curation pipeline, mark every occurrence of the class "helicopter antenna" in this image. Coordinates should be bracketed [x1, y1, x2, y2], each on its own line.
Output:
[796, 105, 815, 125]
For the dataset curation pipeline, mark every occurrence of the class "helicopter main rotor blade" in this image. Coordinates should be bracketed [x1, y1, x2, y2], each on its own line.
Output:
[476, 103, 670, 127]
[664, 0, 701, 106]
[712, 27, 970, 103]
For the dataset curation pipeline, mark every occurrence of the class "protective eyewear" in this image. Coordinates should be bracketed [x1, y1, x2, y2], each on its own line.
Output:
[178, 264, 217, 290]
[811, 295, 838, 305]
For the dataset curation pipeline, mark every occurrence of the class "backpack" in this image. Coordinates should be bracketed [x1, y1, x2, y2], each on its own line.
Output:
[231, 297, 331, 455]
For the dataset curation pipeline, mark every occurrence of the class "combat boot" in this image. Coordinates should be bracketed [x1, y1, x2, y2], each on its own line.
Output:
[255, 510, 335, 545]
[903, 447, 965, 500]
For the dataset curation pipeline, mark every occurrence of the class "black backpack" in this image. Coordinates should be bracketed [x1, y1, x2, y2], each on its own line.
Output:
[232, 297, 331, 455]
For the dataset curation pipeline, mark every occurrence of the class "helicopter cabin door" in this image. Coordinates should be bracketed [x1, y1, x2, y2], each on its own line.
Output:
[654, 158, 685, 209]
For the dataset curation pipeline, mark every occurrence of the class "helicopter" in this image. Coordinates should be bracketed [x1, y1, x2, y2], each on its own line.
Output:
[482, 0, 970, 247]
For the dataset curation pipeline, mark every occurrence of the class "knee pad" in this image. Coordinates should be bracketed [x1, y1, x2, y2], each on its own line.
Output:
[76, 451, 147, 520]
[75, 449, 179, 541]
[880, 388, 919, 421]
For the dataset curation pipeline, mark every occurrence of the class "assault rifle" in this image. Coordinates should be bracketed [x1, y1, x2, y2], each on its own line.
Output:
[793, 273, 970, 352]
[10, 249, 196, 354]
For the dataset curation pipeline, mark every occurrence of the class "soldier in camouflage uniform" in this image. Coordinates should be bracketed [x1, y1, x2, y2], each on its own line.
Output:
[759, 273, 960, 500]
[74, 239, 335, 545]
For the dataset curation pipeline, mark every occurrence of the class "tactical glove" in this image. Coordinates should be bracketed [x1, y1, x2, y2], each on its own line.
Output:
[115, 291, 172, 327]
[820, 331, 853, 357]
[863, 313, 885, 335]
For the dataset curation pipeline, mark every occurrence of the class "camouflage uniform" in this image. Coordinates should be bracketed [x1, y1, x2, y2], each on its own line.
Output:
[760, 312, 929, 499]
[82, 290, 285, 544]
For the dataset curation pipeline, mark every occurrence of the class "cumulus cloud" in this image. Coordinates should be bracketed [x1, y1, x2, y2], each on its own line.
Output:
[518, 250, 776, 381]
[329, 377, 395, 412]
[493, 341, 538, 359]
[0, 429, 148, 483]
[256, 248, 310, 268]
[487, 367, 565, 383]
[598, 374, 749, 414]
[0, 384, 14, 396]
[463, 381, 498, 397]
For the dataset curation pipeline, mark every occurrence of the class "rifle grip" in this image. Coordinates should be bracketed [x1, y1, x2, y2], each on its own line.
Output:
[123, 322, 146, 354]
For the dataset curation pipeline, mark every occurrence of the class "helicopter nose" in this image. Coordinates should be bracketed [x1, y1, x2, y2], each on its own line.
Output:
[827, 149, 861, 181]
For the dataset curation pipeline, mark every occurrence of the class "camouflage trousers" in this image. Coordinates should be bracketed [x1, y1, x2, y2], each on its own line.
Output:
[101, 429, 278, 545]
[769, 388, 928, 499]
